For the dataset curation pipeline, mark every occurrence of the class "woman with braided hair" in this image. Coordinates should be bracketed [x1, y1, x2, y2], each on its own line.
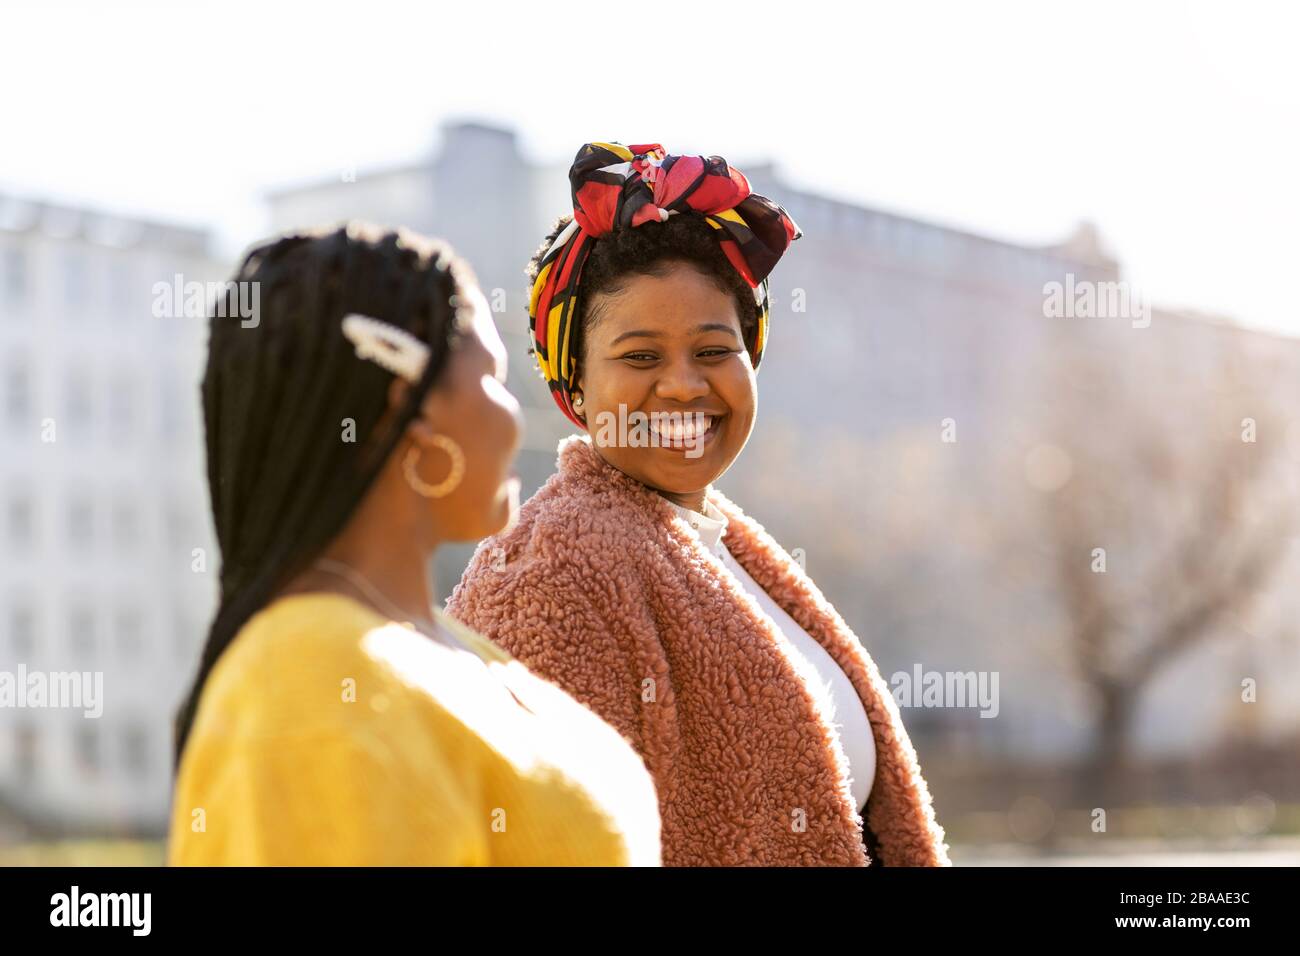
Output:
[448, 142, 950, 866]
[168, 222, 660, 865]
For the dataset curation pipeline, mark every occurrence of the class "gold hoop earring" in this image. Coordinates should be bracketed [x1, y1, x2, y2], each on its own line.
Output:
[403, 436, 465, 499]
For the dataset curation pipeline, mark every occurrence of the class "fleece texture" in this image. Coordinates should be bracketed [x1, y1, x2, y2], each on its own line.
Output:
[447, 434, 951, 867]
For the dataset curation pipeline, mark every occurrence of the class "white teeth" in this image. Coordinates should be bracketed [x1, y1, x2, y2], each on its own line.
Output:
[650, 415, 713, 443]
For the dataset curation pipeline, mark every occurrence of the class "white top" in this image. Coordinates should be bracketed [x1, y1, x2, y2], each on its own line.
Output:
[668, 498, 875, 810]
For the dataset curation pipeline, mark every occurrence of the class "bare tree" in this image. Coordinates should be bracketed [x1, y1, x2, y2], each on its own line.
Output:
[1035, 323, 1296, 804]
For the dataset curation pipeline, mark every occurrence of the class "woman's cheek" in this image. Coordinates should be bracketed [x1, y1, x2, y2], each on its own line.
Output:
[490, 381, 522, 460]
[478, 379, 521, 485]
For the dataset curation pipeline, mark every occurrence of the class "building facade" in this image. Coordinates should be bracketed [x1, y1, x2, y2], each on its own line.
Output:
[0, 193, 223, 835]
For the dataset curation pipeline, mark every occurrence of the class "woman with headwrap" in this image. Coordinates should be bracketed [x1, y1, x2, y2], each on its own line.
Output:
[448, 143, 950, 866]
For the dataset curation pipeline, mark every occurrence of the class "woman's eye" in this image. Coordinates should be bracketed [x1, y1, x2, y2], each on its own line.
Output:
[619, 347, 737, 362]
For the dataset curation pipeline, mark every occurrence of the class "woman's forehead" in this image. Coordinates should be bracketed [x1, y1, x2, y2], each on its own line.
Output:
[589, 268, 741, 337]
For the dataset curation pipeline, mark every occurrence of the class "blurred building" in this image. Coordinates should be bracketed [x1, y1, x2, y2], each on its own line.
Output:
[0, 193, 222, 836]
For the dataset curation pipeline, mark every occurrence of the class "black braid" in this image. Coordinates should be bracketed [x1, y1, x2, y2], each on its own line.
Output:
[173, 222, 475, 770]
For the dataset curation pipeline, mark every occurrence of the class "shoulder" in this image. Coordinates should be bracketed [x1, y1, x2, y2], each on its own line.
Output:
[191, 593, 455, 745]
[171, 596, 490, 865]
[532, 438, 671, 548]
[207, 592, 393, 689]
[178, 595, 497, 826]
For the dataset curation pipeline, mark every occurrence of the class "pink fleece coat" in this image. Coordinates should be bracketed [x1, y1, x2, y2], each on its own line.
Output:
[447, 434, 951, 867]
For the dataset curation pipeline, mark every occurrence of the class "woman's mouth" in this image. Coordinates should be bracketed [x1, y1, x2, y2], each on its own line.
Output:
[648, 413, 722, 454]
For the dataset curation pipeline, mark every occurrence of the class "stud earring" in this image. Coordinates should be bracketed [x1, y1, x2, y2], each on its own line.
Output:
[403, 435, 465, 498]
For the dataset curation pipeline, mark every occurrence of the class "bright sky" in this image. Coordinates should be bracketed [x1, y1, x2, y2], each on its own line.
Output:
[3, 0, 1297, 336]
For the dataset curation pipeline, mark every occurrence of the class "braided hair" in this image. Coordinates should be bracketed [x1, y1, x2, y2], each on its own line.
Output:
[173, 221, 475, 769]
[525, 212, 759, 375]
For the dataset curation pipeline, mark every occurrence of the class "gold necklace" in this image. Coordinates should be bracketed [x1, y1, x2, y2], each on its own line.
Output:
[311, 558, 468, 653]
[312, 558, 533, 714]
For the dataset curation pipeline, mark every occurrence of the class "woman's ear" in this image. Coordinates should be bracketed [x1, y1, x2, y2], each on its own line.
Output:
[573, 370, 587, 424]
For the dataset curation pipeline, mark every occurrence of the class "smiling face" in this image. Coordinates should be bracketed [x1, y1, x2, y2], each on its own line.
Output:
[574, 260, 758, 509]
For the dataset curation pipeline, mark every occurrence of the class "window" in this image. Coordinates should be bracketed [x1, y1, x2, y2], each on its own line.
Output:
[15, 725, 37, 779]
[108, 374, 134, 442]
[68, 604, 95, 659]
[8, 493, 34, 548]
[75, 725, 101, 774]
[114, 606, 144, 658]
[5, 362, 30, 425]
[122, 724, 150, 776]
[68, 495, 94, 546]
[63, 249, 88, 309]
[3, 247, 25, 305]
[9, 604, 36, 658]
[108, 256, 135, 316]
[64, 372, 93, 437]
[112, 499, 138, 551]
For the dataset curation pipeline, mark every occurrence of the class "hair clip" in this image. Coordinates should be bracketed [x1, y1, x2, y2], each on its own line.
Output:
[340, 313, 430, 383]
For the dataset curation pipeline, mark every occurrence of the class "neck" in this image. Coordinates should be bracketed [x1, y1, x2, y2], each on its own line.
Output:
[324, 539, 436, 621]
[579, 437, 710, 515]
[656, 487, 708, 514]
[285, 519, 439, 626]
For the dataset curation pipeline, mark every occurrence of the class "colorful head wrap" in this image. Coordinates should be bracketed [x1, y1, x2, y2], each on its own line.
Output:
[528, 142, 802, 427]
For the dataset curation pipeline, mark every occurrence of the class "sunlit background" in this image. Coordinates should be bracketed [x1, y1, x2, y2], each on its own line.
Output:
[1, 0, 1298, 865]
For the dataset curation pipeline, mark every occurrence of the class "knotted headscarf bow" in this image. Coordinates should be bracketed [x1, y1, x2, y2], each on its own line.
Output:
[529, 141, 802, 427]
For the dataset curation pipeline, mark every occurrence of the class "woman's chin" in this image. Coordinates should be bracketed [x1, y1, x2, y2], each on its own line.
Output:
[446, 480, 520, 543]
[645, 443, 736, 487]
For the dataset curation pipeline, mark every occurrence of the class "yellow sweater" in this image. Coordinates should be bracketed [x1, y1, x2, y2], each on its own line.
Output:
[168, 593, 661, 865]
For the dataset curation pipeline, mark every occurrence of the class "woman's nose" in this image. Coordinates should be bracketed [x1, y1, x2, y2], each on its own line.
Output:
[654, 358, 709, 403]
